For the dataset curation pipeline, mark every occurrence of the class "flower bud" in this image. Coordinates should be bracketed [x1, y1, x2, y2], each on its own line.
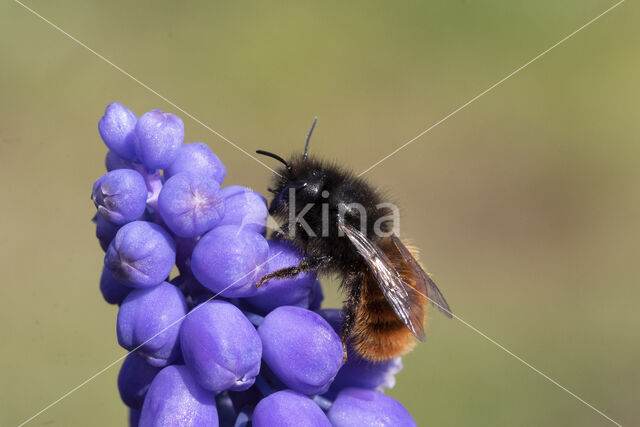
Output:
[105, 150, 134, 172]
[258, 306, 343, 395]
[174, 236, 199, 275]
[118, 353, 161, 409]
[158, 172, 224, 238]
[215, 392, 236, 426]
[171, 274, 211, 302]
[129, 409, 140, 427]
[217, 186, 268, 234]
[99, 266, 130, 305]
[98, 102, 137, 160]
[180, 300, 261, 391]
[317, 309, 402, 399]
[253, 390, 331, 427]
[139, 365, 218, 427]
[117, 282, 187, 367]
[191, 225, 268, 297]
[165, 142, 226, 184]
[105, 221, 176, 288]
[94, 214, 121, 252]
[134, 109, 184, 169]
[327, 388, 417, 427]
[92, 169, 148, 225]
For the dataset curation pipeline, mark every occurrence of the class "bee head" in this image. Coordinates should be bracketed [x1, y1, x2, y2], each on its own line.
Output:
[256, 117, 324, 214]
[255, 150, 326, 215]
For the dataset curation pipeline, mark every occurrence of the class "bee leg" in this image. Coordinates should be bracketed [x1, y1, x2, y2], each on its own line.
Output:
[255, 255, 331, 288]
[339, 270, 363, 363]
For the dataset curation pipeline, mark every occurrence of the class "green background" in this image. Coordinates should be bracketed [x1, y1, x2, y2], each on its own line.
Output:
[1, 1, 638, 425]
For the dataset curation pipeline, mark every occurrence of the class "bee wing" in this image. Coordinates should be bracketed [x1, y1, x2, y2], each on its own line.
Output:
[389, 235, 453, 319]
[339, 221, 426, 341]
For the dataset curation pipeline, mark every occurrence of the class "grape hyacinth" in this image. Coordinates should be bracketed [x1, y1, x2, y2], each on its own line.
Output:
[91, 102, 417, 426]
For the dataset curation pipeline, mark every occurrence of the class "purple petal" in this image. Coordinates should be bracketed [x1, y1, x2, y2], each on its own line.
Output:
[258, 306, 343, 395]
[164, 142, 226, 184]
[158, 172, 225, 238]
[92, 169, 148, 225]
[134, 110, 184, 169]
[191, 225, 268, 297]
[99, 102, 137, 160]
[317, 309, 403, 399]
[99, 267, 130, 305]
[217, 186, 268, 234]
[253, 390, 331, 427]
[117, 282, 187, 367]
[118, 353, 161, 409]
[139, 365, 218, 427]
[105, 221, 176, 288]
[327, 388, 417, 427]
[180, 300, 262, 391]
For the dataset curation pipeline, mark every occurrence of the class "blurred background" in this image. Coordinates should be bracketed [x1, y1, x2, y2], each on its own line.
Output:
[1, 0, 638, 425]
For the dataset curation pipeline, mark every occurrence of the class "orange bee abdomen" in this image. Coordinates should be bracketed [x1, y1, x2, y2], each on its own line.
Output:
[351, 269, 427, 361]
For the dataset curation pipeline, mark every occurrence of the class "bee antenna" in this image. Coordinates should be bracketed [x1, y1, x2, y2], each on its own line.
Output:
[256, 150, 292, 172]
[303, 116, 318, 161]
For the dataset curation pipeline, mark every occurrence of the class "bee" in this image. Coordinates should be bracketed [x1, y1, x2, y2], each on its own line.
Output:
[255, 118, 452, 361]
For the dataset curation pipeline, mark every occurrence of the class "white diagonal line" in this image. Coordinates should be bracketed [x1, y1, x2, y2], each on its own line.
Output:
[412, 286, 622, 426]
[12, 0, 281, 177]
[357, 0, 625, 177]
[16, 251, 283, 427]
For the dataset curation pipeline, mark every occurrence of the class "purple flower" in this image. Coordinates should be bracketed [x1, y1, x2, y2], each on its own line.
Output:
[217, 186, 268, 234]
[129, 409, 140, 427]
[252, 390, 331, 427]
[326, 353, 402, 400]
[91, 103, 418, 425]
[245, 240, 317, 314]
[105, 150, 134, 171]
[105, 221, 176, 288]
[92, 169, 148, 225]
[117, 282, 187, 367]
[165, 142, 226, 184]
[172, 274, 211, 302]
[327, 388, 417, 427]
[174, 236, 199, 275]
[99, 266, 130, 305]
[98, 102, 137, 160]
[101, 156, 164, 214]
[134, 110, 184, 169]
[139, 365, 218, 427]
[215, 392, 236, 426]
[258, 306, 343, 395]
[118, 353, 161, 409]
[157, 172, 225, 238]
[94, 214, 121, 252]
[180, 300, 262, 392]
[317, 309, 402, 399]
[191, 225, 268, 297]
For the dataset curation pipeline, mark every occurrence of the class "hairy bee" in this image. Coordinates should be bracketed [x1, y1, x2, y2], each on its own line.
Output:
[255, 119, 452, 361]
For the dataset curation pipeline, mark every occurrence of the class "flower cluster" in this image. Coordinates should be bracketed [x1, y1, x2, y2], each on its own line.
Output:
[92, 102, 417, 426]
